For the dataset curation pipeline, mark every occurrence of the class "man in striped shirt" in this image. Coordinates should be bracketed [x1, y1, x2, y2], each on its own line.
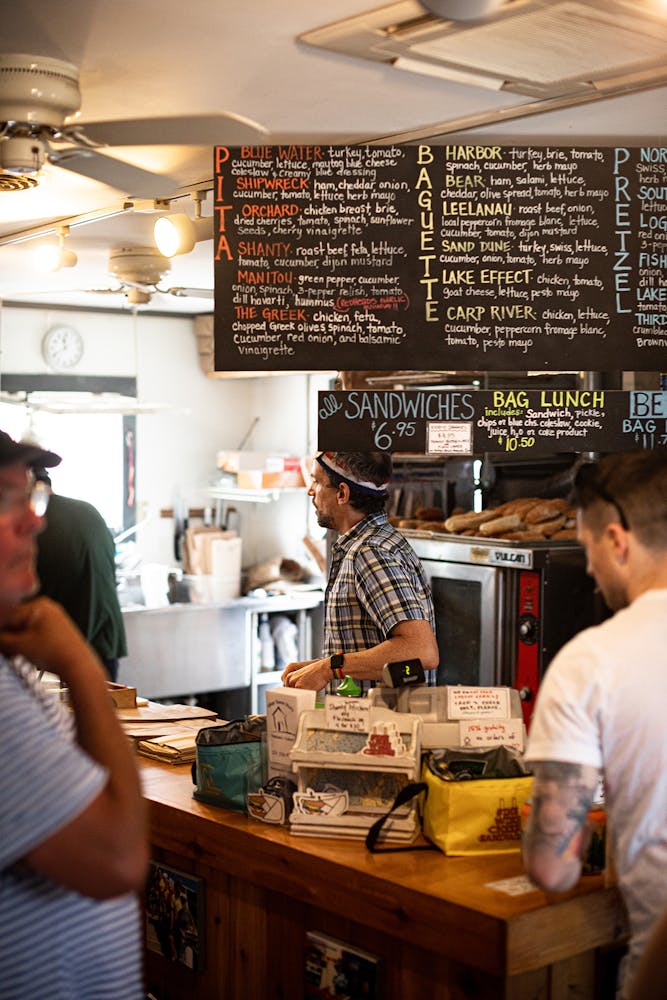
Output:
[0, 429, 147, 998]
[282, 451, 438, 692]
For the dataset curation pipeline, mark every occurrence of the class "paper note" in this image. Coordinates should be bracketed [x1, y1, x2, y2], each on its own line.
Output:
[325, 695, 371, 732]
[459, 719, 524, 752]
[447, 686, 510, 719]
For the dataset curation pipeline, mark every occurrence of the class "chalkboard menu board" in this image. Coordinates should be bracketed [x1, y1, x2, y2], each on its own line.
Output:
[317, 389, 667, 455]
[213, 144, 666, 373]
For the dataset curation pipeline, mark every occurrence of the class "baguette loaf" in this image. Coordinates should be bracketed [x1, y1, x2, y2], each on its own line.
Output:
[444, 509, 498, 533]
[478, 513, 523, 536]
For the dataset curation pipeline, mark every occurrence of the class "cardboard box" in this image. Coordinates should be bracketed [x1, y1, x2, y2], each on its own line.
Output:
[218, 452, 306, 490]
[265, 687, 316, 779]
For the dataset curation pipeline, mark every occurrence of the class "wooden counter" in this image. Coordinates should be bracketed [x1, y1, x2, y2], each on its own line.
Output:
[141, 760, 628, 999]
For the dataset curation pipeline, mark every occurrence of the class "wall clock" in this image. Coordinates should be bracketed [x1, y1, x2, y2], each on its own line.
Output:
[41, 325, 84, 370]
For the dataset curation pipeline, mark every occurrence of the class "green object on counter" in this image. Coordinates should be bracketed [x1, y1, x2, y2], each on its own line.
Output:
[336, 675, 362, 697]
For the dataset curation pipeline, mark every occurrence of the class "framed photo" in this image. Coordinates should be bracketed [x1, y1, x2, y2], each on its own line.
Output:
[145, 861, 205, 972]
[304, 931, 382, 999]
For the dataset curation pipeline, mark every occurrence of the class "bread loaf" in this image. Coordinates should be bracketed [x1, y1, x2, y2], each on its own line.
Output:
[444, 509, 498, 533]
[415, 506, 444, 521]
[525, 499, 569, 524]
[478, 513, 523, 536]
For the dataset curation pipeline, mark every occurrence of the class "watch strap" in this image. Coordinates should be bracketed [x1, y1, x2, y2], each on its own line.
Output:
[330, 652, 345, 680]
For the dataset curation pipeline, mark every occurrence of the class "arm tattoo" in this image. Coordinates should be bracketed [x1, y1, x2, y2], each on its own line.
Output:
[529, 761, 598, 860]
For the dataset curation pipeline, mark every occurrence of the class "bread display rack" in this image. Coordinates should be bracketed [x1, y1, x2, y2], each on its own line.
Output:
[289, 702, 422, 842]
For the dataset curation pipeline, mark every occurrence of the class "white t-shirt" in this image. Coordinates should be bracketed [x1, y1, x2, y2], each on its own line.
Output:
[525, 589, 667, 999]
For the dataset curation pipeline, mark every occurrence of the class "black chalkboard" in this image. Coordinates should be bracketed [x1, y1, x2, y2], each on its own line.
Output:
[317, 389, 667, 455]
[213, 144, 667, 373]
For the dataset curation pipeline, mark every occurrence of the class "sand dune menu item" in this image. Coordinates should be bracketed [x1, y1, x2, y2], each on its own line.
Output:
[214, 144, 666, 374]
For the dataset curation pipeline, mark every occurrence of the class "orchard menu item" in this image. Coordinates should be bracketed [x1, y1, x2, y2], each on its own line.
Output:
[317, 389, 667, 455]
[213, 144, 666, 373]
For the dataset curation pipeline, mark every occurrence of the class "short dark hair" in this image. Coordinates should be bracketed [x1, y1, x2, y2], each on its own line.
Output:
[573, 450, 667, 548]
[322, 452, 392, 515]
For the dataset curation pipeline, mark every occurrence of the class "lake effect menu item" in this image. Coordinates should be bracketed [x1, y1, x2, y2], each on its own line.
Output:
[213, 144, 666, 373]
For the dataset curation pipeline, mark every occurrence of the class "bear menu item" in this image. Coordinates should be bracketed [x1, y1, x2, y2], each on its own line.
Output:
[213, 144, 666, 373]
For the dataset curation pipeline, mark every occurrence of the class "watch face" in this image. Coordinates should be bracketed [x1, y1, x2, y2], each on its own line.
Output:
[42, 326, 84, 370]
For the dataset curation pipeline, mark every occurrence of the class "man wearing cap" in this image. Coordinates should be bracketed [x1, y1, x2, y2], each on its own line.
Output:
[522, 450, 667, 999]
[282, 451, 438, 691]
[0, 429, 147, 997]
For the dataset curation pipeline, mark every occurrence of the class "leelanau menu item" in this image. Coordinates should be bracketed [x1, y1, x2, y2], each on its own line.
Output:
[213, 144, 666, 373]
[317, 389, 667, 455]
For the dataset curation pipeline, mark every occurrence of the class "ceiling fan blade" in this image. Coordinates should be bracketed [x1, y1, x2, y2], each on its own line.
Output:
[160, 286, 214, 299]
[48, 147, 180, 197]
[71, 112, 268, 148]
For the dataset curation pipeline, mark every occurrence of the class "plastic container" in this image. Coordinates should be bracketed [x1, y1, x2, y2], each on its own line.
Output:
[259, 613, 275, 671]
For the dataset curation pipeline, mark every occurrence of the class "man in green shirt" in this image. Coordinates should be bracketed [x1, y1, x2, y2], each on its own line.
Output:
[34, 469, 127, 681]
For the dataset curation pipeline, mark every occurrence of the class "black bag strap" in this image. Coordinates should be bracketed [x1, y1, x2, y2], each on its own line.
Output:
[365, 781, 437, 854]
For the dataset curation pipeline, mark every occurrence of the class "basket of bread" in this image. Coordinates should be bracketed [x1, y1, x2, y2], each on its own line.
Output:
[391, 498, 577, 542]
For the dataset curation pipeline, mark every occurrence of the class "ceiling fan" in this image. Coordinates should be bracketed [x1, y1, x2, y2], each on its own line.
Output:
[0, 53, 267, 197]
[89, 246, 214, 305]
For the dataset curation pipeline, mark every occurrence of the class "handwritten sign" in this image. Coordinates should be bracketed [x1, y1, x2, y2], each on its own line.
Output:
[459, 719, 524, 753]
[213, 145, 666, 373]
[325, 695, 371, 732]
[317, 389, 667, 454]
[447, 686, 510, 720]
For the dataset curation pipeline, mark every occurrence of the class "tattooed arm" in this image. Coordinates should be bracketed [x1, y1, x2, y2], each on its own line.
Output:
[522, 760, 599, 893]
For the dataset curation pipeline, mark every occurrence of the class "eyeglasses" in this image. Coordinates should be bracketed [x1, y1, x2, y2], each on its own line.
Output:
[0, 476, 50, 519]
[573, 462, 629, 531]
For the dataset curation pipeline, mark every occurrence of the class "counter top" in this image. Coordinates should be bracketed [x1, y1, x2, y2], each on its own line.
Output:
[141, 759, 628, 979]
[123, 587, 324, 616]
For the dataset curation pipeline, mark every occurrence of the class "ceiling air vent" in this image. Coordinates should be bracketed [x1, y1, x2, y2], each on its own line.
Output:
[300, 0, 667, 99]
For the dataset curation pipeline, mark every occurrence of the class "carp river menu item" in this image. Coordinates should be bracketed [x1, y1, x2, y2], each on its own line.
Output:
[213, 144, 666, 374]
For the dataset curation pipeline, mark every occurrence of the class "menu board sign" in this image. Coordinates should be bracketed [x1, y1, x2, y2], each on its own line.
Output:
[213, 144, 666, 373]
[317, 389, 667, 455]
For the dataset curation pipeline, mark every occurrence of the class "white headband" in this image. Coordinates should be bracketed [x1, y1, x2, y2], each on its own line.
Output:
[315, 452, 389, 494]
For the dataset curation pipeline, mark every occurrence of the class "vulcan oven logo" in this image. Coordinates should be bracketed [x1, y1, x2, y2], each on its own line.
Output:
[489, 548, 533, 568]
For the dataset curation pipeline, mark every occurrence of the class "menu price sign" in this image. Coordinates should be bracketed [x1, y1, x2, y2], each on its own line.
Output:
[213, 144, 666, 373]
[317, 390, 667, 454]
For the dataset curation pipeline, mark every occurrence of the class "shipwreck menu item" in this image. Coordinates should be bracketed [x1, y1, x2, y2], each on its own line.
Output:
[214, 144, 666, 373]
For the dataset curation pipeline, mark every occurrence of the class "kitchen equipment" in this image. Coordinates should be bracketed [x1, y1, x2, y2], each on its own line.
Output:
[405, 532, 608, 727]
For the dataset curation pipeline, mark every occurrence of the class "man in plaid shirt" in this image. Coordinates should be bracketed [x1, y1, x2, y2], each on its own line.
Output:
[281, 452, 438, 692]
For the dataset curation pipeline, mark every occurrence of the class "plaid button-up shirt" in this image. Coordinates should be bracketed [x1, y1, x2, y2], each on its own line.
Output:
[324, 511, 435, 660]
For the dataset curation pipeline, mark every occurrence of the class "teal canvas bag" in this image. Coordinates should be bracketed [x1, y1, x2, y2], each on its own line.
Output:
[193, 715, 266, 812]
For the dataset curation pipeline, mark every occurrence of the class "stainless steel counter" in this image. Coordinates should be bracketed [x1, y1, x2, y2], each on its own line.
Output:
[117, 591, 323, 700]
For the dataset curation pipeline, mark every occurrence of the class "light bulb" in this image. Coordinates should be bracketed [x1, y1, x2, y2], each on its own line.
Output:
[34, 243, 62, 272]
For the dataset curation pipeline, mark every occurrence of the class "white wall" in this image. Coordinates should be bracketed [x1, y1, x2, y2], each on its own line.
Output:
[0, 304, 330, 572]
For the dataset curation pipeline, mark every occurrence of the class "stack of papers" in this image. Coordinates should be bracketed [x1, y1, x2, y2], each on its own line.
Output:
[134, 718, 222, 764]
[118, 701, 221, 764]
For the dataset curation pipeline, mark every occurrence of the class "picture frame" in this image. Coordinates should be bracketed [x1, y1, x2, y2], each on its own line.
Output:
[304, 930, 382, 999]
[145, 861, 205, 972]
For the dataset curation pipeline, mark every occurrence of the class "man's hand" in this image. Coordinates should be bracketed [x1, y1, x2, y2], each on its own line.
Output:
[0, 597, 101, 681]
[281, 657, 332, 691]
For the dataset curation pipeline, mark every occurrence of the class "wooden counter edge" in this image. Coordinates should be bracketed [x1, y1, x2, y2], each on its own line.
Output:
[141, 761, 627, 979]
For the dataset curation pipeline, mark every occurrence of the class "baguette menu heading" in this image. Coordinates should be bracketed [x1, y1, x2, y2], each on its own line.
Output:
[213, 144, 666, 373]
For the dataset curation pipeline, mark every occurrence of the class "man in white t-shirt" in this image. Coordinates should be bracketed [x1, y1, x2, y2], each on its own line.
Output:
[522, 450, 667, 1000]
[0, 429, 148, 998]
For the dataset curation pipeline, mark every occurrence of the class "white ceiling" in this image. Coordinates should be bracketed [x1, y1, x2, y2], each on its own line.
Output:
[1, 0, 666, 315]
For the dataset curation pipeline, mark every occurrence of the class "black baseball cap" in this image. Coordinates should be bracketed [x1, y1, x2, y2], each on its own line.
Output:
[0, 430, 61, 470]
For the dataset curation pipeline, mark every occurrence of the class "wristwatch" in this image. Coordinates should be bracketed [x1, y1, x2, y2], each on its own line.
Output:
[330, 652, 345, 680]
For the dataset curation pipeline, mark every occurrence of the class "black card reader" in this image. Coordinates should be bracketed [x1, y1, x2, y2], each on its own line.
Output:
[381, 658, 425, 688]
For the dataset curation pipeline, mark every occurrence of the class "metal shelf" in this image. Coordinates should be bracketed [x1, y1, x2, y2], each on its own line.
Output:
[207, 487, 305, 505]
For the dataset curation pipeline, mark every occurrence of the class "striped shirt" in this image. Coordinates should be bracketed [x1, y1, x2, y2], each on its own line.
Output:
[0, 657, 143, 999]
[324, 512, 435, 665]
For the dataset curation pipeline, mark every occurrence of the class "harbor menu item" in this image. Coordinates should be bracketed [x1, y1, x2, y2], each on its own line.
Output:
[214, 144, 666, 373]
